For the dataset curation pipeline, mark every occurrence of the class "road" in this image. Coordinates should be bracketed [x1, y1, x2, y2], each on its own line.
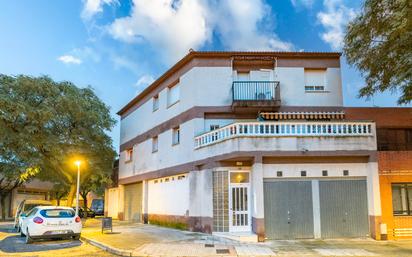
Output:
[0, 222, 115, 257]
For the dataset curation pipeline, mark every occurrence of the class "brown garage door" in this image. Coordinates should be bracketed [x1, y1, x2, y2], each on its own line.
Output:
[124, 183, 142, 222]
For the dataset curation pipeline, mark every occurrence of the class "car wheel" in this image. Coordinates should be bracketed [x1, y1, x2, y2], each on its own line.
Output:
[25, 230, 33, 244]
[16, 226, 20, 233]
[20, 229, 24, 237]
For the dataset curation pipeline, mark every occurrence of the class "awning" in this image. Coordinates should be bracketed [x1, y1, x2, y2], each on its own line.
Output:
[260, 111, 345, 120]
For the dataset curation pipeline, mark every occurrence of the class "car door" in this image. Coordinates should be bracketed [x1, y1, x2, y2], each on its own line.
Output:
[21, 208, 37, 234]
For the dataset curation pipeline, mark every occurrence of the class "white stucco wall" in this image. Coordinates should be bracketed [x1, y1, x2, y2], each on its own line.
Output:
[147, 174, 189, 216]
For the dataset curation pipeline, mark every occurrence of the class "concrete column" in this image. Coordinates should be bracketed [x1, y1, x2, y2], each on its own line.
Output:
[251, 159, 265, 241]
[104, 188, 109, 217]
[142, 180, 149, 223]
[188, 169, 213, 233]
[367, 161, 382, 240]
[118, 184, 125, 221]
[311, 180, 321, 239]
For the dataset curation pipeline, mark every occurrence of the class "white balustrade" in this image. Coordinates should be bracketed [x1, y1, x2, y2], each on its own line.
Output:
[194, 121, 373, 149]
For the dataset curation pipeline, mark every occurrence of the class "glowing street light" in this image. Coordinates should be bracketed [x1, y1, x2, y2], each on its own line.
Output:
[74, 160, 81, 217]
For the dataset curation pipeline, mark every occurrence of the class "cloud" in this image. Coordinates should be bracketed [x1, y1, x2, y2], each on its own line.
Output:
[57, 55, 82, 64]
[81, 0, 118, 20]
[134, 74, 155, 94]
[107, 0, 293, 64]
[317, 0, 356, 50]
[290, 0, 314, 9]
[111, 55, 139, 74]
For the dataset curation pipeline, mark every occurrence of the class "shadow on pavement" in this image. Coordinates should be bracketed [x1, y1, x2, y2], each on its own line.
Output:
[0, 235, 82, 253]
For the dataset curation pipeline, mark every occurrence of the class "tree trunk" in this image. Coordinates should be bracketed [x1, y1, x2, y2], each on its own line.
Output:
[57, 197, 61, 206]
[0, 194, 6, 221]
[66, 184, 77, 207]
[83, 197, 88, 209]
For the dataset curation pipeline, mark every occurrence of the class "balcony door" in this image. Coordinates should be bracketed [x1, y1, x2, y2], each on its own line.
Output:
[229, 171, 251, 232]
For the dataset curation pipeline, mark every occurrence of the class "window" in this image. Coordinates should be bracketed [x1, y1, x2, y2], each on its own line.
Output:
[152, 95, 159, 111]
[322, 170, 328, 176]
[167, 82, 180, 107]
[210, 125, 220, 131]
[152, 136, 158, 153]
[276, 171, 283, 177]
[125, 148, 133, 162]
[40, 209, 75, 218]
[301, 171, 307, 177]
[172, 127, 180, 145]
[230, 172, 249, 183]
[392, 184, 412, 216]
[237, 72, 250, 81]
[304, 69, 326, 91]
[343, 170, 349, 176]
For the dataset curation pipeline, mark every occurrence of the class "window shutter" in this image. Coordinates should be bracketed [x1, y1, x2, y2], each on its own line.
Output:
[305, 70, 326, 87]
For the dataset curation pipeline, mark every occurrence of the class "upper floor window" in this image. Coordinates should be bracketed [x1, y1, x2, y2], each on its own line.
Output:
[153, 95, 159, 112]
[304, 69, 326, 91]
[210, 125, 220, 131]
[392, 183, 412, 216]
[152, 136, 158, 153]
[237, 72, 250, 81]
[172, 127, 180, 145]
[125, 148, 133, 162]
[167, 82, 180, 107]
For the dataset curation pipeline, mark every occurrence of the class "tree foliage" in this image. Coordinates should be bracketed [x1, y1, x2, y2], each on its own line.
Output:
[0, 74, 116, 210]
[344, 0, 412, 104]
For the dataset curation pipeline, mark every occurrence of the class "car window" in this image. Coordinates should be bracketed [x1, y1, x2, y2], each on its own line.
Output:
[26, 208, 38, 217]
[40, 209, 75, 218]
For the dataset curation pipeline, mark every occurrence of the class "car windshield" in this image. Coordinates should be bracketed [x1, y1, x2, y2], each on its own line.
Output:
[91, 200, 103, 209]
[40, 209, 75, 218]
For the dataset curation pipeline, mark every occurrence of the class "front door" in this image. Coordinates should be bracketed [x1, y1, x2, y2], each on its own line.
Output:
[229, 171, 251, 232]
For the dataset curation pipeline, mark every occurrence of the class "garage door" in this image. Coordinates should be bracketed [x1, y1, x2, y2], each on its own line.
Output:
[319, 180, 369, 238]
[124, 183, 142, 222]
[264, 181, 314, 239]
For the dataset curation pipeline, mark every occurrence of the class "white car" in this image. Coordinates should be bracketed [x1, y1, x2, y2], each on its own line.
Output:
[20, 206, 82, 244]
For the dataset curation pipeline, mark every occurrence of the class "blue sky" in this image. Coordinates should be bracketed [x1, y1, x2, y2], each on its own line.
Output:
[0, 0, 406, 151]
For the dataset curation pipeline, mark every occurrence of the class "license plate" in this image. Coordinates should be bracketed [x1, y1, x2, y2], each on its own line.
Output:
[47, 222, 68, 226]
[50, 230, 69, 234]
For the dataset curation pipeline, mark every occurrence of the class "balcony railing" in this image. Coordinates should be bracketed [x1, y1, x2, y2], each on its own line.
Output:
[195, 121, 374, 149]
[232, 81, 280, 101]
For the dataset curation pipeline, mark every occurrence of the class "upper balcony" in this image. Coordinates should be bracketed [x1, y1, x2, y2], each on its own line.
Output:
[232, 81, 280, 110]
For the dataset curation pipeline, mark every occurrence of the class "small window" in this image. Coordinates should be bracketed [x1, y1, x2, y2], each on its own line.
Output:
[154, 180, 158, 184]
[301, 171, 307, 177]
[305, 69, 326, 91]
[210, 125, 220, 131]
[392, 184, 412, 216]
[167, 82, 180, 107]
[343, 170, 349, 176]
[153, 95, 159, 111]
[152, 136, 158, 153]
[276, 171, 283, 177]
[177, 175, 186, 180]
[230, 172, 249, 183]
[172, 127, 180, 145]
[322, 170, 328, 176]
[125, 148, 133, 162]
[165, 178, 170, 182]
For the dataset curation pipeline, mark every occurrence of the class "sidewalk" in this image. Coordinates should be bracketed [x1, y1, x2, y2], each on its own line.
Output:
[81, 219, 412, 257]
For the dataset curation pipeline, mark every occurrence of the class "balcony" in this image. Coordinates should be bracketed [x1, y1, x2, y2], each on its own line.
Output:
[232, 81, 280, 110]
[194, 121, 374, 149]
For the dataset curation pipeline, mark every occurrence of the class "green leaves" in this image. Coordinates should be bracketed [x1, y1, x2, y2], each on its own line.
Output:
[344, 0, 412, 104]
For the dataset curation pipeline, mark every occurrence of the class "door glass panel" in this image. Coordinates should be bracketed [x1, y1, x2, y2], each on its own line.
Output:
[230, 172, 250, 183]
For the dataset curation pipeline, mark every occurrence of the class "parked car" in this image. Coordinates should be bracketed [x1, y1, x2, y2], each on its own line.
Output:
[20, 206, 82, 244]
[14, 200, 52, 232]
[73, 206, 96, 218]
[90, 199, 104, 216]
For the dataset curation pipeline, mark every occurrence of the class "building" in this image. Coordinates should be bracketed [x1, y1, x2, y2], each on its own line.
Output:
[346, 108, 412, 239]
[114, 51, 387, 241]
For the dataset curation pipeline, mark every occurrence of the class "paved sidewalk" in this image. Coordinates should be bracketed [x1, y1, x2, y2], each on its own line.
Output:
[81, 219, 412, 257]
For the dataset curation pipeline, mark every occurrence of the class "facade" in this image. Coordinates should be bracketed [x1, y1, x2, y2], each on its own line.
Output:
[116, 51, 382, 241]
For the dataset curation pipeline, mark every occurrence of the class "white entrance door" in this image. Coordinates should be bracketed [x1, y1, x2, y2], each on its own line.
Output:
[229, 171, 251, 232]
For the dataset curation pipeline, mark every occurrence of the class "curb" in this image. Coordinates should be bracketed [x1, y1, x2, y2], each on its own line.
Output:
[81, 235, 134, 256]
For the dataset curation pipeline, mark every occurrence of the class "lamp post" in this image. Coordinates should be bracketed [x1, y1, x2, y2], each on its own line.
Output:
[74, 160, 81, 217]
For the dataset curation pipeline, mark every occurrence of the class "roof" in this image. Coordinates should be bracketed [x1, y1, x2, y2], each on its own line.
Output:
[117, 51, 342, 116]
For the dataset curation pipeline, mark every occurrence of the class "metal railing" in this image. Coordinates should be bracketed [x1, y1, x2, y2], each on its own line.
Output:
[232, 81, 280, 101]
[195, 121, 374, 149]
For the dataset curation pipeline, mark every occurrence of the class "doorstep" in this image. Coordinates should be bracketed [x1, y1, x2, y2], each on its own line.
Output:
[213, 232, 258, 243]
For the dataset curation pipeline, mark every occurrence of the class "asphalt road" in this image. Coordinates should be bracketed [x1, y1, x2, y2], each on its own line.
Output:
[0, 223, 115, 257]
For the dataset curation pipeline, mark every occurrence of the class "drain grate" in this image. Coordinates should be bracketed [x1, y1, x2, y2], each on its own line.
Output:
[205, 244, 214, 248]
[216, 249, 230, 254]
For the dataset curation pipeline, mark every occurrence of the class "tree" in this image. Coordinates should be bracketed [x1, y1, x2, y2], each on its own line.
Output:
[0, 74, 116, 208]
[79, 171, 111, 209]
[344, 0, 412, 104]
[51, 181, 70, 206]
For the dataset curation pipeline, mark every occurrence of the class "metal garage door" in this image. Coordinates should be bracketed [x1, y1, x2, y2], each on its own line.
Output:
[124, 183, 142, 222]
[319, 180, 369, 238]
[264, 181, 314, 239]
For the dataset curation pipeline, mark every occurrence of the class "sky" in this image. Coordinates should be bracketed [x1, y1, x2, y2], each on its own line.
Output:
[0, 0, 407, 151]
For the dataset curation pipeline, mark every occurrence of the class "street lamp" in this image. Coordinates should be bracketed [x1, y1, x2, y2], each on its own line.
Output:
[74, 160, 81, 217]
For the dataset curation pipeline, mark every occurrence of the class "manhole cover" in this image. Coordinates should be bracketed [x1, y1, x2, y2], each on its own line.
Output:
[205, 244, 214, 248]
[216, 249, 230, 254]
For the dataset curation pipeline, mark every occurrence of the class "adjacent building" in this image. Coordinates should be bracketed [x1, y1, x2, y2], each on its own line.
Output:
[114, 51, 392, 241]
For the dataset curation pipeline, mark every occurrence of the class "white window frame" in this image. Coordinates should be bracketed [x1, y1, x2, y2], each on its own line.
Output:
[172, 127, 180, 145]
[125, 148, 133, 162]
[304, 69, 327, 92]
[152, 95, 159, 112]
[167, 82, 180, 107]
[152, 136, 158, 153]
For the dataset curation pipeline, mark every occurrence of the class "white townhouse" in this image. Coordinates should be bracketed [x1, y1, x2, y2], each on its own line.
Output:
[113, 51, 382, 241]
